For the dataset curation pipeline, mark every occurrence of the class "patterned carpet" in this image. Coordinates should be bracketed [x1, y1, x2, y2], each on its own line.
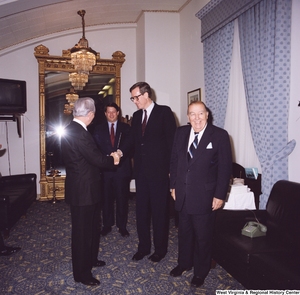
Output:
[0, 197, 244, 294]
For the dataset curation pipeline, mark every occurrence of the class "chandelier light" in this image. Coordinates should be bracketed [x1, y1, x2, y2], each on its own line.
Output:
[69, 10, 97, 90]
[69, 72, 88, 91]
[64, 87, 79, 115]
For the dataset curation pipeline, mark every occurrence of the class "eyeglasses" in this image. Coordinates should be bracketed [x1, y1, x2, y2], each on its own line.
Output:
[130, 93, 142, 102]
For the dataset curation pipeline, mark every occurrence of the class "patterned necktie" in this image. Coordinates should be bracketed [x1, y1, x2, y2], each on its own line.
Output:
[110, 123, 115, 147]
[142, 110, 147, 136]
[188, 132, 199, 160]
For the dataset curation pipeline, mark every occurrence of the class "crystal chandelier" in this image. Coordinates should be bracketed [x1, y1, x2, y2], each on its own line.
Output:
[64, 87, 79, 115]
[69, 72, 88, 91]
[69, 10, 97, 90]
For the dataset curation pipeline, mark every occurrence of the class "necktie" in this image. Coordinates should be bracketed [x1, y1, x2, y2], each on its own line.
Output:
[188, 132, 199, 160]
[110, 123, 115, 147]
[142, 110, 147, 136]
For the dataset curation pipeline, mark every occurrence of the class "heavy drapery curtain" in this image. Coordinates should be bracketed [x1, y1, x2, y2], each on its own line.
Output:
[224, 20, 261, 171]
[203, 22, 234, 128]
[198, 0, 295, 208]
[238, 0, 295, 208]
[197, 0, 263, 41]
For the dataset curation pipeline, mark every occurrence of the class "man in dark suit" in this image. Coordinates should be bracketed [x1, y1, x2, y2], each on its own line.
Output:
[169, 101, 232, 287]
[61, 97, 121, 286]
[93, 102, 132, 237]
[129, 81, 177, 263]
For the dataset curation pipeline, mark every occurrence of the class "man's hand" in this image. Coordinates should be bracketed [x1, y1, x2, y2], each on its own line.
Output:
[116, 149, 123, 158]
[171, 189, 176, 201]
[110, 152, 120, 165]
[212, 198, 224, 211]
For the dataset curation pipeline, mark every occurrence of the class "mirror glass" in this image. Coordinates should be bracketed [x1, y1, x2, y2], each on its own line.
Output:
[45, 71, 115, 175]
[34, 44, 125, 200]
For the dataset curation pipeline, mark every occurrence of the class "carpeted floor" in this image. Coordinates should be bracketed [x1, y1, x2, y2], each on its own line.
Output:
[0, 197, 244, 294]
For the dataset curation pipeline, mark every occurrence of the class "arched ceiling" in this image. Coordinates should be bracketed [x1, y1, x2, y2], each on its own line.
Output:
[0, 0, 190, 51]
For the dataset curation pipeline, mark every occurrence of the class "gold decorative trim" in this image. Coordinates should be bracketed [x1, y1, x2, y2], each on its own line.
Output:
[34, 45, 125, 201]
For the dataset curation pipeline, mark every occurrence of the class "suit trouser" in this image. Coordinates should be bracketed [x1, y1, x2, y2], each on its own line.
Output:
[135, 173, 169, 256]
[178, 202, 215, 279]
[0, 233, 5, 251]
[102, 173, 130, 230]
[70, 202, 101, 281]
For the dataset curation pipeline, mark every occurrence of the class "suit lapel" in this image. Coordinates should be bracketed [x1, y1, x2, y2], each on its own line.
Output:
[142, 103, 157, 136]
[135, 109, 143, 138]
[179, 126, 191, 165]
[115, 122, 123, 148]
[104, 123, 112, 147]
[184, 131, 190, 165]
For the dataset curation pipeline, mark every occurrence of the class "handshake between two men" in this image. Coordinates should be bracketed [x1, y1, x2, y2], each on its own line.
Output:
[110, 149, 123, 165]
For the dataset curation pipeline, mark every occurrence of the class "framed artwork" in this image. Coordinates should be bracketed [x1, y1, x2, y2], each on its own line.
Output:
[187, 88, 201, 105]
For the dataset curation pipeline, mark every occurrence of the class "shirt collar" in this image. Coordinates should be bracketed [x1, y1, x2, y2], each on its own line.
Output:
[144, 101, 154, 115]
[190, 123, 207, 136]
[189, 123, 207, 144]
[73, 118, 87, 130]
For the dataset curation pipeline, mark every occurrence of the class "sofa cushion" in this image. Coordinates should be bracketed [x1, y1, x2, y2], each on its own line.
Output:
[266, 180, 300, 250]
[213, 180, 300, 289]
[250, 252, 300, 289]
[0, 173, 37, 234]
[0, 184, 35, 205]
[216, 232, 289, 262]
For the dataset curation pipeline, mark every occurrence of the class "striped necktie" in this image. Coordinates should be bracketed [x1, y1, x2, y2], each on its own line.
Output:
[188, 132, 199, 160]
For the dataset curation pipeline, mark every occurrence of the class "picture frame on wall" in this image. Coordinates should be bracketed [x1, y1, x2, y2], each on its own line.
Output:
[187, 88, 201, 105]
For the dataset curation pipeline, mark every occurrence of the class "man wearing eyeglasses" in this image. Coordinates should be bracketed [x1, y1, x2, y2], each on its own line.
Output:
[129, 82, 177, 263]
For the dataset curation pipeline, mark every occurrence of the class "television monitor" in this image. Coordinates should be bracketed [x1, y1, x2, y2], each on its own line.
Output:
[0, 78, 27, 114]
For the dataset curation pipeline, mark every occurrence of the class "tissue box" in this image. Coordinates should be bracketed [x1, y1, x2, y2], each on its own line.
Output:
[230, 184, 248, 194]
[233, 178, 244, 185]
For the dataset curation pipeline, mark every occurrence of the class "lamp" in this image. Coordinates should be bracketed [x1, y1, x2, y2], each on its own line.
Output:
[64, 87, 79, 115]
[69, 10, 97, 90]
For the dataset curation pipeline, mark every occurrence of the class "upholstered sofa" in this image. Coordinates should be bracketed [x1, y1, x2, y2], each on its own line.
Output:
[212, 180, 300, 289]
[0, 173, 37, 237]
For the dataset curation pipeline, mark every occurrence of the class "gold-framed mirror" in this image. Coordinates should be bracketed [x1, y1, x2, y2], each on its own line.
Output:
[34, 44, 125, 201]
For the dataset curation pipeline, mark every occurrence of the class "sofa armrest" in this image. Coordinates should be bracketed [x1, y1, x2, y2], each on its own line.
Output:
[0, 173, 36, 184]
[0, 195, 10, 202]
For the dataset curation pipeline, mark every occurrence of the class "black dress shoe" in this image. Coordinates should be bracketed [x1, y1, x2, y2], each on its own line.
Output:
[93, 259, 106, 267]
[75, 277, 100, 286]
[100, 227, 112, 236]
[170, 265, 192, 277]
[148, 253, 165, 262]
[118, 228, 129, 237]
[132, 251, 150, 261]
[0, 246, 21, 256]
[191, 276, 204, 287]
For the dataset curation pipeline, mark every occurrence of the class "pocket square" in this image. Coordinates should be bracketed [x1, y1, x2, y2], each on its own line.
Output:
[206, 142, 213, 149]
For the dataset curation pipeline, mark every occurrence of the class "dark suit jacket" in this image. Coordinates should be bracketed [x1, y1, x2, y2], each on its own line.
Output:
[131, 103, 177, 181]
[170, 123, 232, 215]
[93, 121, 132, 178]
[61, 121, 114, 206]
